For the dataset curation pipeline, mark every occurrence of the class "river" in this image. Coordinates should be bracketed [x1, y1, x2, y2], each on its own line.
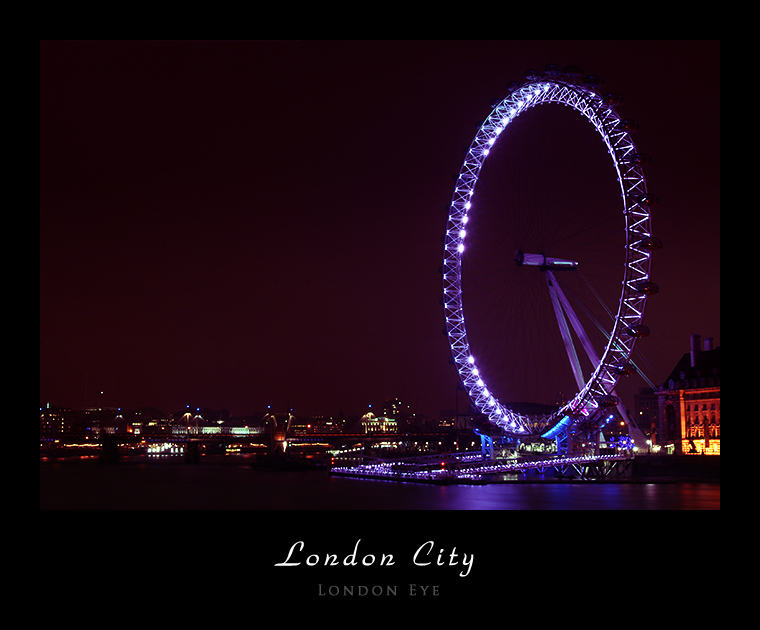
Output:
[40, 454, 719, 510]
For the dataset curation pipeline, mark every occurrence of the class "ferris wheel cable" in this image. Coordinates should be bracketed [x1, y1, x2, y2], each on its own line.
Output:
[547, 270, 602, 369]
[464, 268, 567, 406]
[547, 272, 636, 405]
[540, 206, 622, 252]
[460, 261, 512, 294]
[510, 177, 615, 257]
[547, 219, 622, 257]
[473, 163, 604, 254]
[583, 315, 657, 391]
[566, 272, 659, 390]
[576, 270, 617, 321]
[553, 278, 615, 360]
[469, 189, 623, 273]
[575, 266, 659, 386]
[559, 273, 627, 356]
[467, 252, 597, 406]
[487, 104, 603, 198]
[631, 361, 658, 390]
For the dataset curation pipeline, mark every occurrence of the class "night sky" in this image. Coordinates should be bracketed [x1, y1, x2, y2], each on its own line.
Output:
[40, 40, 719, 421]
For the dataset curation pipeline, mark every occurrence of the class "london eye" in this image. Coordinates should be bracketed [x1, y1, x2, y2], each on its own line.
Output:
[441, 65, 660, 443]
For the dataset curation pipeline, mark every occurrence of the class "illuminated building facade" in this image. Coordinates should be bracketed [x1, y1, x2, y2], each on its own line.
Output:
[288, 415, 344, 435]
[655, 335, 720, 455]
[40, 404, 71, 436]
[360, 412, 398, 434]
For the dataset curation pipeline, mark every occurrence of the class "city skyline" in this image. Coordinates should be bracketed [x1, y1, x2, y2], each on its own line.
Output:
[40, 40, 720, 422]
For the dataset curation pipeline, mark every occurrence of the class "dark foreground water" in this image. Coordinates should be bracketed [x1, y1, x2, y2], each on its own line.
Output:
[40, 455, 719, 510]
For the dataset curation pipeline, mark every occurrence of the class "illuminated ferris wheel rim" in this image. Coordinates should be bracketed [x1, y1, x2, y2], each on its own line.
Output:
[441, 67, 659, 437]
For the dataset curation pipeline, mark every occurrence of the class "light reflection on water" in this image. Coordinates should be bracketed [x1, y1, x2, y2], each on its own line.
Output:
[40, 456, 719, 510]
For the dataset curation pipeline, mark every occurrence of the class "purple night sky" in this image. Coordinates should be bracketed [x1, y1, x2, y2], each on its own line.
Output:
[40, 40, 719, 421]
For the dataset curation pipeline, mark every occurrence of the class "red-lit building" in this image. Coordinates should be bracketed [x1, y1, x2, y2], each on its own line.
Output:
[655, 335, 720, 455]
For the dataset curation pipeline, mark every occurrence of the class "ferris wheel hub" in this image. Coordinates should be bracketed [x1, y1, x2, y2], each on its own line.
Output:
[514, 251, 579, 270]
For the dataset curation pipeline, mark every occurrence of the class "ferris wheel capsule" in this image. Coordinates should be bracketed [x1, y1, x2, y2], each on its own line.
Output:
[612, 363, 636, 376]
[524, 68, 544, 81]
[603, 93, 624, 106]
[596, 394, 620, 408]
[624, 325, 651, 338]
[561, 65, 584, 77]
[633, 280, 659, 295]
[621, 153, 652, 167]
[618, 120, 640, 132]
[583, 75, 605, 89]
[635, 193, 660, 207]
[544, 63, 563, 75]
[636, 236, 663, 251]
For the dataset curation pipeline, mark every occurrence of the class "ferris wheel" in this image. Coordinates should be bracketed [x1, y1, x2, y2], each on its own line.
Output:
[441, 65, 660, 439]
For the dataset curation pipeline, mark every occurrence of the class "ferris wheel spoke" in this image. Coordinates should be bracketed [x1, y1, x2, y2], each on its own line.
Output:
[547, 272, 586, 392]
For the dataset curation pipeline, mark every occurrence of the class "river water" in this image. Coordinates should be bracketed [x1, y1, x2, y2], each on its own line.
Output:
[40, 454, 719, 510]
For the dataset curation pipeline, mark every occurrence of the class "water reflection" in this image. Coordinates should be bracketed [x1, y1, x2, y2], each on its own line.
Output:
[40, 457, 719, 510]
